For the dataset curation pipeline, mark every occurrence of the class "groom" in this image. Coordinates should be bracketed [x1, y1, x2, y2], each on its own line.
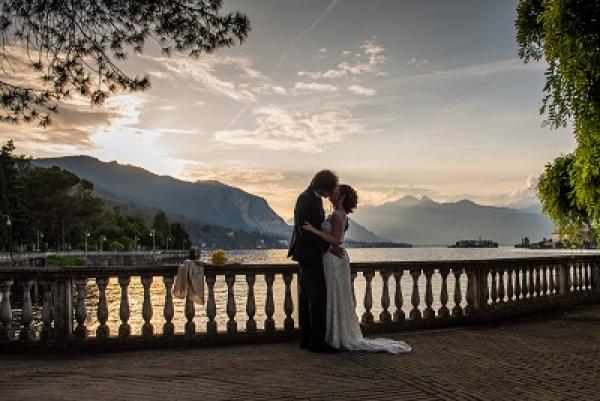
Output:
[288, 170, 344, 353]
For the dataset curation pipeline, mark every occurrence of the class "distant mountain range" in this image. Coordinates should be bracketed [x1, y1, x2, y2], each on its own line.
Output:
[352, 195, 553, 246]
[32, 156, 386, 245]
[33, 156, 552, 247]
[33, 156, 290, 236]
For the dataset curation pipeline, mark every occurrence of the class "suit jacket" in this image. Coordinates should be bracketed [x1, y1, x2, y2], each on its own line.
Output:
[288, 187, 330, 265]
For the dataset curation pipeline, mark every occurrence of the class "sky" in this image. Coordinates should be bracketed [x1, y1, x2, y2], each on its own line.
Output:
[0, 0, 576, 219]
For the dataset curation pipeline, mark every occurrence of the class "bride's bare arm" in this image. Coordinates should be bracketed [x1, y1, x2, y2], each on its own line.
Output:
[302, 212, 345, 246]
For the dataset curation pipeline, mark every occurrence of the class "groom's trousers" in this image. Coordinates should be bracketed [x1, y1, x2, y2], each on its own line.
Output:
[298, 261, 327, 346]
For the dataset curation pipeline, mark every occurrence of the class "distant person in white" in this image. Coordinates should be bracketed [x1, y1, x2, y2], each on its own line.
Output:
[302, 184, 411, 354]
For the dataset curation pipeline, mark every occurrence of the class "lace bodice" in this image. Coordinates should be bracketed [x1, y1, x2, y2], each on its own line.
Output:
[321, 210, 348, 242]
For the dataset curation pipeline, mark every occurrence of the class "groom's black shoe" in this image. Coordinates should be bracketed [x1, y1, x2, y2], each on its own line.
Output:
[299, 341, 310, 350]
[308, 342, 339, 354]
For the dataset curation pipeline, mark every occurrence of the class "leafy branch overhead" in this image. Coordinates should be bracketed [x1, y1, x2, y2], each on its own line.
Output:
[516, 0, 600, 239]
[0, 0, 250, 126]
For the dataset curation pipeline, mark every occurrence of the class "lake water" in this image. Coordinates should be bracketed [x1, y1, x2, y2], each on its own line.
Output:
[212, 246, 600, 264]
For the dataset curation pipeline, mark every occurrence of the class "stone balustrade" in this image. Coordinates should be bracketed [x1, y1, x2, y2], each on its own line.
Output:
[0, 256, 599, 350]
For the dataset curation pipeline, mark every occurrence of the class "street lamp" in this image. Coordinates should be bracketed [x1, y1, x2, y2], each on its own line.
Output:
[99, 235, 106, 252]
[85, 232, 91, 253]
[150, 229, 155, 252]
[36, 230, 44, 252]
[2, 214, 12, 265]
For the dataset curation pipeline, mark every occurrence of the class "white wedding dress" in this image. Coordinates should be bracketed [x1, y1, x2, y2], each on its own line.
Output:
[322, 211, 411, 354]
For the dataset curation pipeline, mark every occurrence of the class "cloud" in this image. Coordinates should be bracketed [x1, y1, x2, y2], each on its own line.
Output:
[348, 84, 376, 96]
[407, 57, 430, 67]
[390, 59, 546, 87]
[0, 96, 118, 155]
[214, 105, 363, 152]
[150, 55, 274, 103]
[181, 168, 285, 184]
[298, 38, 386, 80]
[293, 82, 338, 93]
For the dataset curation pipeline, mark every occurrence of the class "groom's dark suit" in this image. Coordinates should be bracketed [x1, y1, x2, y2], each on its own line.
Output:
[288, 186, 330, 347]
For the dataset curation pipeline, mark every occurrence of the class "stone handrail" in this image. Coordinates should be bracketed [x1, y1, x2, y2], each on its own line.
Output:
[1, 255, 599, 350]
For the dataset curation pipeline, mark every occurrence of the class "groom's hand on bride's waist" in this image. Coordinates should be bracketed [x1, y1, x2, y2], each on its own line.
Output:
[329, 244, 346, 258]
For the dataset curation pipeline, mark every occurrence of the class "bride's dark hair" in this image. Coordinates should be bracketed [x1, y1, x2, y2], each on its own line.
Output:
[338, 184, 358, 214]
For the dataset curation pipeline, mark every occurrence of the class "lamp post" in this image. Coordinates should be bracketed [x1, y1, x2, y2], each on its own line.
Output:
[150, 229, 155, 252]
[99, 235, 106, 252]
[2, 214, 12, 264]
[134, 235, 139, 251]
[85, 232, 90, 253]
[36, 230, 44, 252]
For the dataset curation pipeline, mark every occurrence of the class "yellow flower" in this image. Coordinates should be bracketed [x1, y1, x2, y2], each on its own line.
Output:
[211, 250, 228, 265]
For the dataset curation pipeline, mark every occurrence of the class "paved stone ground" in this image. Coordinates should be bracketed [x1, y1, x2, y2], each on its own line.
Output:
[2, 305, 600, 401]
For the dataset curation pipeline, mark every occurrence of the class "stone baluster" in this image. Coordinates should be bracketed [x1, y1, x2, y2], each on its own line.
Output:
[423, 270, 434, 319]
[351, 271, 357, 308]
[535, 267, 541, 299]
[572, 263, 578, 291]
[0, 280, 13, 341]
[453, 269, 464, 316]
[514, 268, 522, 301]
[464, 270, 477, 316]
[163, 276, 175, 337]
[548, 265, 555, 296]
[438, 268, 450, 318]
[483, 268, 491, 309]
[141, 275, 153, 337]
[578, 263, 584, 291]
[556, 264, 563, 293]
[206, 274, 217, 334]
[118, 277, 130, 338]
[96, 277, 109, 338]
[409, 269, 422, 320]
[283, 272, 295, 331]
[225, 274, 237, 334]
[542, 266, 548, 298]
[40, 281, 54, 341]
[265, 272, 276, 332]
[490, 269, 498, 306]
[520, 266, 527, 300]
[245, 274, 257, 333]
[498, 270, 505, 305]
[393, 270, 405, 322]
[379, 270, 392, 323]
[506, 269, 514, 302]
[74, 279, 88, 339]
[528, 267, 535, 301]
[185, 295, 196, 336]
[19, 280, 34, 341]
[361, 270, 375, 324]
[584, 262, 590, 291]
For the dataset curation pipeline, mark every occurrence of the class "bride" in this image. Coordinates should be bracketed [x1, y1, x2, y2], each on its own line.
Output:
[302, 184, 411, 354]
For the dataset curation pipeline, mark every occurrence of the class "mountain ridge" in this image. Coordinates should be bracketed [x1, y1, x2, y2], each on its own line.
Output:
[353, 195, 553, 246]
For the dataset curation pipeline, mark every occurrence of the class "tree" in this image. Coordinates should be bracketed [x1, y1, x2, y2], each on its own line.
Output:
[516, 0, 600, 238]
[0, 0, 249, 126]
[152, 210, 170, 249]
[170, 222, 190, 250]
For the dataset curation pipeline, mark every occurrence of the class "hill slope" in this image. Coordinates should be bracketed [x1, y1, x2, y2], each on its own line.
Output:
[33, 156, 290, 237]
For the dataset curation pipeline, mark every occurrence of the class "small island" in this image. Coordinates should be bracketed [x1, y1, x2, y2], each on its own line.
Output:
[448, 239, 498, 248]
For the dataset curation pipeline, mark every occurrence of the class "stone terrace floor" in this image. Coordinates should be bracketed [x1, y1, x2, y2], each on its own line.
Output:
[2, 305, 600, 401]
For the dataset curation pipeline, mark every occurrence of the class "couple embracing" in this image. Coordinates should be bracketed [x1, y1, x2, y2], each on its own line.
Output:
[288, 170, 411, 354]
